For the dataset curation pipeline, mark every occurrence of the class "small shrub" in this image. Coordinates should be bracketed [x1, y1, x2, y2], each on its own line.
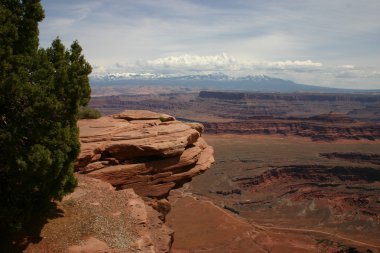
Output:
[159, 117, 167, 122]
[78, 107, 102, 119]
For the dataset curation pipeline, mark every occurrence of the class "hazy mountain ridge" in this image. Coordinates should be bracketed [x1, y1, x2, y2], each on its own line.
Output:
[90, 73, 380, 93]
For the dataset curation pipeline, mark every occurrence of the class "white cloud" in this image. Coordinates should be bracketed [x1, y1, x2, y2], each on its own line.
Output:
[146, 53, 237, 71]
[92, 65, 107, 74]
[40, 0, 380, 88]
[266, 60, 323, 68]
[93, 53, 326, 83]
[141, 53, 323, 74]
[339, 64, 355, 69]
[92, 53, 380, 89]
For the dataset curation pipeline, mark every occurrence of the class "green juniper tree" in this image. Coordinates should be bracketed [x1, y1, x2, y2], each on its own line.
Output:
[0, 0, 92, 231]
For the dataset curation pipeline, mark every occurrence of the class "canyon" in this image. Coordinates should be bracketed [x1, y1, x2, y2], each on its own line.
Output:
[17, 88, 380, 253]
[85, 89, 380, 252]
[171, 135, 380, 253]
[89, 90, 380, 123]
[203, 116, 380, 141]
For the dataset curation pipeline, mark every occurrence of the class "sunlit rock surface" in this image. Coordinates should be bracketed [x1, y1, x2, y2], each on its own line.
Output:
[77, 110, 214, 198]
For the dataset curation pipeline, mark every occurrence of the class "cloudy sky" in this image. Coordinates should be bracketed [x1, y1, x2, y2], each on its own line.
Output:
[39, 0, 380, 89]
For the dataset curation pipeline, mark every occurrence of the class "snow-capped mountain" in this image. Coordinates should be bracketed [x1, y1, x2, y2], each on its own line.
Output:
[89, 72, 362, 93]
[92, 72, 274, 82]
[91, 72, 167, 81]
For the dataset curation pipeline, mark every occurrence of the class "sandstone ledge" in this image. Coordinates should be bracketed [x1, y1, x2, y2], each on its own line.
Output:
[25, 175, 173, 253]
[76, 110, 214, 198]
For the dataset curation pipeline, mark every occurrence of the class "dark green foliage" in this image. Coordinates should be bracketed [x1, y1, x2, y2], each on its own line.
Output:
[0, 0, 92, 231]
[159, 116, 169, 122]
[78, 107, 102, 119]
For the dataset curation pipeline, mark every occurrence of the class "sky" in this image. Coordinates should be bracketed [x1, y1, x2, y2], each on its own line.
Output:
[39, 0, 380, 89]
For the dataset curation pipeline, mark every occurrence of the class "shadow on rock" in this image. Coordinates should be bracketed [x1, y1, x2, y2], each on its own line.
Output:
[0, 202, 64, 253]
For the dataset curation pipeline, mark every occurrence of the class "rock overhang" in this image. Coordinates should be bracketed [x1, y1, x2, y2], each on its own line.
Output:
[76, 110, 214, 198]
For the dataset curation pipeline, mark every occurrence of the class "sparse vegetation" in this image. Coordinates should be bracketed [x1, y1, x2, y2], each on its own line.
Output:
[63, 199, 77, 207]
[159, 116, 170, 122]
[33, 177, 136, 252]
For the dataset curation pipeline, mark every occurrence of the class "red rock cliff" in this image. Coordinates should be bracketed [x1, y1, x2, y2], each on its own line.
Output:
[76, 110, 215, 198]
[23, 111, 214, 253]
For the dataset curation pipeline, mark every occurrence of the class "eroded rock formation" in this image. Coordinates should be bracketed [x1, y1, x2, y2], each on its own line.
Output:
[76, 110, 215, 198]
[234, 165, 380, 221]
[320, 152, 380, 165]
[204, 117, 380, 141]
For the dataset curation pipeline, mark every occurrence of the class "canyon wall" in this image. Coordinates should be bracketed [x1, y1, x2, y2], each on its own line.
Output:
[204, 118, 380, 141]
[199, 91, 380, 103]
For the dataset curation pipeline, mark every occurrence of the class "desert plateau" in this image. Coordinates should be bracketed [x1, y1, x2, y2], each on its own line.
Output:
[88, 88, 380, 253]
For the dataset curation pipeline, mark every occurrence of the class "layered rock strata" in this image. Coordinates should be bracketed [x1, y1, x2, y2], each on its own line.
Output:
[199, 90, 380, 103]
[320, 152, 380, 165]
[234, 165, 380, 221]
[204, 119, 380, 141]
[76, 110, 214, 198]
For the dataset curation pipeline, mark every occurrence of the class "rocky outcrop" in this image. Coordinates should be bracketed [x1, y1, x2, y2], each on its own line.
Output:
[76, 110, 214, 198]
[199, 91, 380, 103]
[320, 152, 380, 165]
[204, 119, 380, 141]
[24, 110, 213, 253]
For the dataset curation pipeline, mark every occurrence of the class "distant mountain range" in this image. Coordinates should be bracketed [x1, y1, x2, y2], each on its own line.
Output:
[90, 73, 380, 93]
